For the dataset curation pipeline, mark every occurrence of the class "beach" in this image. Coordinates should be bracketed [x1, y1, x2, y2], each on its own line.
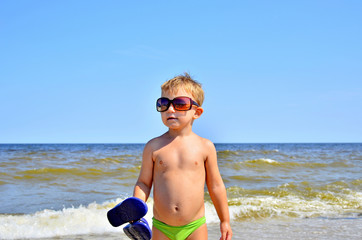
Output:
[0, 143, 361, 239]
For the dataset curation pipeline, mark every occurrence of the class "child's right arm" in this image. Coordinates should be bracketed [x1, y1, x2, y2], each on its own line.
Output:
[133, 141, 154, 202]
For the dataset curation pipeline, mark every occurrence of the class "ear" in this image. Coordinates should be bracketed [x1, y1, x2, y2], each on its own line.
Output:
[193, 107, 204, 119]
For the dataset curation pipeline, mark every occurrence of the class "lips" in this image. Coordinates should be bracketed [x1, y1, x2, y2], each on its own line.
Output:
[167, 117, 177, 121]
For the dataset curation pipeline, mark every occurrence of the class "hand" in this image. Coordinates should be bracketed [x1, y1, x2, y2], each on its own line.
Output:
[220, 221, 232, 240]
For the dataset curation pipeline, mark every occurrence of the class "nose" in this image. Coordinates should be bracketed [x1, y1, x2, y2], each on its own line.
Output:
[167, 103, 176, 112]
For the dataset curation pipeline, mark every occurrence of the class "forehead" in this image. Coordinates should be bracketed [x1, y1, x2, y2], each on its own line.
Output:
[161, 88, 194, 99]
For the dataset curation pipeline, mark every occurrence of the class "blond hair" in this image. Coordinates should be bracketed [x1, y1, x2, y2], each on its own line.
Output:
[161, 73, 204, 106]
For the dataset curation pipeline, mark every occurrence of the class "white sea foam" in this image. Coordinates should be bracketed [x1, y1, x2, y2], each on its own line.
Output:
[0, 198, 156, 240]
[0, 198, 223, 239]
[1, 192, 361, 239]
[259, 158, 278, 163]
[229, 192, 362, 220]
[245, 158, 278, 164]
[0, 202, 114, 239]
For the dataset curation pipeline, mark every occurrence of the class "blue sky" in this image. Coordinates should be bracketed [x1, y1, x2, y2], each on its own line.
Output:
[1, 0, 361, 143]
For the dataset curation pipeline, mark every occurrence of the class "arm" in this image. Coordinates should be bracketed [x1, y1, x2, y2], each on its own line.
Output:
[205, 140, 232, 240]
[133, 141, 154, 202]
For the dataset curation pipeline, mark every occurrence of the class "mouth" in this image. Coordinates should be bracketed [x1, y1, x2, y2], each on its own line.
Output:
[167, 117, 177, 121]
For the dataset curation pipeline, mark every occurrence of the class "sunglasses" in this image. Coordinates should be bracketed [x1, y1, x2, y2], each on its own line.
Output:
[156, 96, 200, 112]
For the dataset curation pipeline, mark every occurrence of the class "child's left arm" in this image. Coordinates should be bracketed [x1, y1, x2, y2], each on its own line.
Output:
[205, 140, 232, 240]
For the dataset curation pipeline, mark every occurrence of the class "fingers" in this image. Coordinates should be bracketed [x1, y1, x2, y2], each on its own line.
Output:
[226, 231, 232, 240]
[220, 231, 232, 240]
[220, 222, 232, 240]
[220, 231, 226, 240]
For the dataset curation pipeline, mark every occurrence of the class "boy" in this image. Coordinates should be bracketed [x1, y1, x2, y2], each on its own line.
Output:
[133, 73, 232, 240]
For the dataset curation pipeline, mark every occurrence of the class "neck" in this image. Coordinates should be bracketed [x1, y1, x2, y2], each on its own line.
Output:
[167, 125, 193, 138]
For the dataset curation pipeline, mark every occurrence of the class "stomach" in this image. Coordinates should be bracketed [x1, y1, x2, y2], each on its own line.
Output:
[152, 171, 206, 226]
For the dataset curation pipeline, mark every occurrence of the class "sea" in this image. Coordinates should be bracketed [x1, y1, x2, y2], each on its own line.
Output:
[0, 143, 361, 240]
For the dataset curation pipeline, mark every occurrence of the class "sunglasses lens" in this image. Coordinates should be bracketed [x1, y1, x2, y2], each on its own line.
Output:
[156, 97, 196, 112]
[156, 98, 169, 112]
[173, 97, 191, 111]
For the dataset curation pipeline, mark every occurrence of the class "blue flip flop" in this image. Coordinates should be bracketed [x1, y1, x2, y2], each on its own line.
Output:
[123, 217, 152, 240]
[107, 197, 148, 227]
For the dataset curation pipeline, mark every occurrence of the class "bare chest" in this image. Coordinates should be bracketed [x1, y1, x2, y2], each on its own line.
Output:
[153, 147, 205, 171]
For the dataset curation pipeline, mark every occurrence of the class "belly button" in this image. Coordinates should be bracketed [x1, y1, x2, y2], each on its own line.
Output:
[159, 160, 163, 165]
[175, 206, 179, 211]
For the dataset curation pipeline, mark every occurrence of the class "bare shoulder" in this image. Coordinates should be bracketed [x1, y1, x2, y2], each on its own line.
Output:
[197, 135, 215, 149]
[193, 134, 216, 156]
[145, 136, 159, 149]
[203, 137, 216, 150]
[144, 133, 169, 153]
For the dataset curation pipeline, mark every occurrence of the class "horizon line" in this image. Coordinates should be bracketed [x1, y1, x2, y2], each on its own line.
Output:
[1, 142, 361, 145]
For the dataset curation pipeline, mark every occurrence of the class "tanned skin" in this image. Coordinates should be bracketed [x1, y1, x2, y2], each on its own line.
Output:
[133, 88, 232, 240]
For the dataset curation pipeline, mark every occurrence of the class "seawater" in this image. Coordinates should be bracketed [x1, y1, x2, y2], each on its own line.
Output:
[0, 143, 361, 239]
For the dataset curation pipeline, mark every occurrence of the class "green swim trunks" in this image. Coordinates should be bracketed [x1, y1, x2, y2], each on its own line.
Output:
[152, 216, 206, 240]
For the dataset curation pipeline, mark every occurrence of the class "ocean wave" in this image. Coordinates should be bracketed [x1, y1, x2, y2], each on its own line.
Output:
[222, 181, 362, 220]
[1, 186, 361, 239]
[245, 158, 279, 164]
[13, 167, 140, 181]
[0, 199, 126, 239]
[217, 149, 280, 158]
[228, 175, 273, 181]
[240, 158, 353, 169]
[78, 154, 141, 164]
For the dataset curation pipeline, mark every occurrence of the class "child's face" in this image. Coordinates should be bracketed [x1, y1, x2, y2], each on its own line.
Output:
[159, 88, 202, 130]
